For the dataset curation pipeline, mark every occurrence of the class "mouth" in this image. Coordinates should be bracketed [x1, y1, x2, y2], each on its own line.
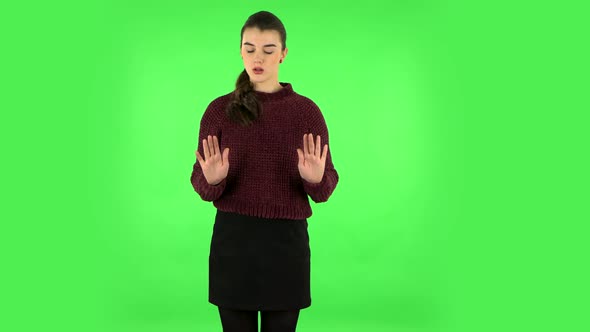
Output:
[252, 67, 264, 75]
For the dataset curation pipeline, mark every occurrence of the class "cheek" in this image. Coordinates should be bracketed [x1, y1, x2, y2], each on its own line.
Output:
[270, 55, 280, 65]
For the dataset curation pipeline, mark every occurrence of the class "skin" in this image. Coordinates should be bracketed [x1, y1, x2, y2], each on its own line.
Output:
[240, 27, 286, 93]
[195, 27, 329, 186]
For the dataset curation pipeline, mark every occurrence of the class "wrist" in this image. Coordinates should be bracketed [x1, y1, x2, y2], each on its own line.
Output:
[304, 176, 323, 185]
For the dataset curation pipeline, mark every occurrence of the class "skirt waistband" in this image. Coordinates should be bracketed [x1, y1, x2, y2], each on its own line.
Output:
[216, 209, 307, 224]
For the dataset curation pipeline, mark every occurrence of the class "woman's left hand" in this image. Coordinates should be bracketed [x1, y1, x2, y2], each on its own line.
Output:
[297, 133, 328, 184]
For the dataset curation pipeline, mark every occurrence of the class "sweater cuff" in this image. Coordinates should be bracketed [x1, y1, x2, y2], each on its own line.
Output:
[198, 176, 226, 201]
[302, 175, 325, 193]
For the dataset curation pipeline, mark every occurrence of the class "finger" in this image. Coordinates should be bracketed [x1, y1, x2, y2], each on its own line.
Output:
[203, 138, 210, 159]
[321, 144, 328, 161]
[302, 134, 308, 156]
[315, 135, 321, 157]
[297, 148, 304, 166]
[196, 150, 204, 164]
[308, 133, 315, 156]
[207, 135, 215, 157]
[213, 135, 221, 156]
[222, 147, 229, 165]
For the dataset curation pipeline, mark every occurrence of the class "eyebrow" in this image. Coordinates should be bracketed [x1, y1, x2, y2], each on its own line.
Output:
[243, 42, 277, 47]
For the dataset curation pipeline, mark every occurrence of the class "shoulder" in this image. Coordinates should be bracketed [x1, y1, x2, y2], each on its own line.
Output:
[290, 91, 330, 133]
[291, 91, 323, 117]
[201, 91, 233, 122]
[207, 92, 233, 113]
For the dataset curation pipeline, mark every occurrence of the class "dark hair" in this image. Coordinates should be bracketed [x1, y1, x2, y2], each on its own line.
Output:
[225, 11, 287, 126]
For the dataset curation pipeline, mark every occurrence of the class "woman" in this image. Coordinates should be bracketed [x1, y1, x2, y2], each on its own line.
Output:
[190, 11, 339, 332]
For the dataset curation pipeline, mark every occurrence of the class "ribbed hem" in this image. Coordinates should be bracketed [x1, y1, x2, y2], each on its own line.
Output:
[213, 199, 312, 220]
[197, 175, 226, 201]
[302, 174, 330, 203]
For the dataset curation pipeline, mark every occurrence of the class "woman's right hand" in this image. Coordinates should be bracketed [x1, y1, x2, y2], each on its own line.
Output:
[195, 135, 229, 185]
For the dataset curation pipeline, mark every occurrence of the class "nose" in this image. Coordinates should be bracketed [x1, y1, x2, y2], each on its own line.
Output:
[253, 51, 264, 63]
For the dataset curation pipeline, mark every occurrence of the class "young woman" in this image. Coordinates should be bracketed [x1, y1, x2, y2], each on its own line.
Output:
[191, 11, 339, 332]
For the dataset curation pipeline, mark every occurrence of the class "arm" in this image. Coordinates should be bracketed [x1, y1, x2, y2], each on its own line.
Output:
[302, 105, 339, 203]
[190, 104, 227, 201]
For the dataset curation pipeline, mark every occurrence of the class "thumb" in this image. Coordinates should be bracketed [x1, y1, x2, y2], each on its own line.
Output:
[222, 147, 230, 165]
[321, 144, 328, 161]
[196, 150, 204, 165]
[297, 148, 304, 165]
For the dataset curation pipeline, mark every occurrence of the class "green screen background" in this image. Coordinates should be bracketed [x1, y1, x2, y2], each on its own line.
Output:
[2, 1, 588, 332]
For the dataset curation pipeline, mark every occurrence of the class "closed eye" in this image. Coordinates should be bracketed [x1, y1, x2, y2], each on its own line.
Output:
[247, 50, 273, 54]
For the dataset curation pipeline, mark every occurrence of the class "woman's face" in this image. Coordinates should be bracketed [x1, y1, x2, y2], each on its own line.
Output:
[240, 27, 287, 87]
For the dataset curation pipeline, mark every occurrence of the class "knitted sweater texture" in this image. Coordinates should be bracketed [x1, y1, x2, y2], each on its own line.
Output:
[190, 82, 339, 219]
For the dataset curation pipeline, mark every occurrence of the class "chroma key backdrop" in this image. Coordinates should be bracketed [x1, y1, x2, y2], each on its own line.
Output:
[3, 1, 587, 332]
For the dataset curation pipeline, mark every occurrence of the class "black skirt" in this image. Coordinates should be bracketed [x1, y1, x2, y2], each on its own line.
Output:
[208, 209, 311, 311]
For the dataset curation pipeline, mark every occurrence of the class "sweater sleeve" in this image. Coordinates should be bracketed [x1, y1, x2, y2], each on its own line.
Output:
[190, 101, 227, 201]
[302, 103, 339, 203]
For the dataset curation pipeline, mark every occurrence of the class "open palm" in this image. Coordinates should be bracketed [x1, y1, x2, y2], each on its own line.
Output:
[195, 135, 229, 185]
[296, 133, 328, 184]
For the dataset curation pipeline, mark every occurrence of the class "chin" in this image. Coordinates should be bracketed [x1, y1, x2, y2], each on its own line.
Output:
[249, 76, 265, 83]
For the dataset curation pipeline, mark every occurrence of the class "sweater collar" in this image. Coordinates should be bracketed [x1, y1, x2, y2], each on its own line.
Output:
[254, 82, 293, 102]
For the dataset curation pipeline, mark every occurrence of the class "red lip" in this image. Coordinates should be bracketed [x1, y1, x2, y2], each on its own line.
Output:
[252, 67, 264, 75]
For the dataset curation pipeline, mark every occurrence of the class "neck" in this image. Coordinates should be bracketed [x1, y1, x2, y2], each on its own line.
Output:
[253, 80, 283, 93]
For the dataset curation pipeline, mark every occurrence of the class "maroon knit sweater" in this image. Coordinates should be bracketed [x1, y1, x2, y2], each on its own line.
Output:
[190, 82, 339, 220]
